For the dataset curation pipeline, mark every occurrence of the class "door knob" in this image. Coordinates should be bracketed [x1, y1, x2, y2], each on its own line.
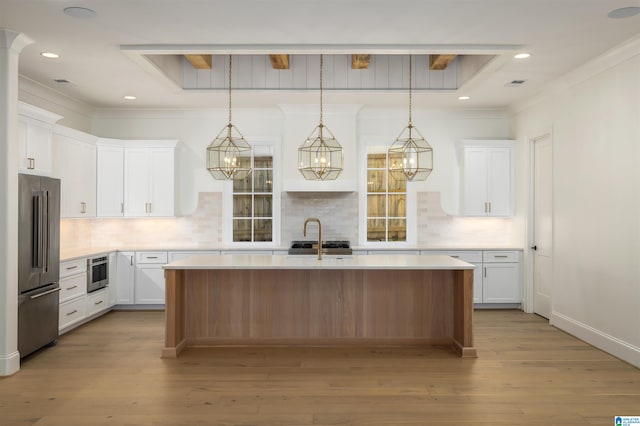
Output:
[531, 245, 537, 251]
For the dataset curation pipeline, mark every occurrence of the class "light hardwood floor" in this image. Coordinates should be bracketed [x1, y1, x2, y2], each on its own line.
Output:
[1, 310, 638, 425]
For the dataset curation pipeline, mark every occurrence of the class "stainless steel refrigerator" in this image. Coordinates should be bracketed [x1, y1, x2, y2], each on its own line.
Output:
[18, 174, 61, 358]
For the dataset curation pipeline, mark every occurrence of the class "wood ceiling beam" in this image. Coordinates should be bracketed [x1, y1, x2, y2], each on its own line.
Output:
[185, 54, 212, 70]
[351, 54, 371, 69]
[429, 54, 457, 70]
[269, 54, 290, 69]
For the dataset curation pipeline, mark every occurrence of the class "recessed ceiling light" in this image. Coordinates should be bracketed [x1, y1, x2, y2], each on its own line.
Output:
[63, 6, 97, 18]
[458, 96, 470, 100]
[41, 52, 60, 59]
[608, 7, 640, 19]
[123, 95, 137, 100]
[514, 53, 531, 59]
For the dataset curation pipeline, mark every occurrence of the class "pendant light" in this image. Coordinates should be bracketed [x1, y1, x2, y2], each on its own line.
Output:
[298, 54, 343, 181]
[388, 55, 433, 181]
[207, 55, 252, 180]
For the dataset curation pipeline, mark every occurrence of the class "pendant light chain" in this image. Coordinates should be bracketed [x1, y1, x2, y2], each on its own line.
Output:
[408, 55, 413, 128]
[228, 54, 232, 126]
[319, 54, 324, 126]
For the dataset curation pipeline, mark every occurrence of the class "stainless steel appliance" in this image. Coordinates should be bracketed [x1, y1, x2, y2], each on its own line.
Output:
[87, 255, 109, 293]
[288, 240, 352, 256]
[18, 174, 61, 358]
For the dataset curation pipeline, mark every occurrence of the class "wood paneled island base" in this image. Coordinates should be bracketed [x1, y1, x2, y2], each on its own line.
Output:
[163, 255, 476, 358]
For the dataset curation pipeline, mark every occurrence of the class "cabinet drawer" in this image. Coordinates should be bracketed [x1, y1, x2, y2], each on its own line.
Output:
[86, 289, 109, 316]
[136, 251, 168, 264]
[59, 273, 87, 302]
[421, 250, 482, 263]
[483, 251, 519, 263]
[60, 258, 87, 278]
[59, 297, 85, 329]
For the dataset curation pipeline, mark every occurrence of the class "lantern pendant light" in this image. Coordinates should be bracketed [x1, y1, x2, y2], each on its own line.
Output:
[207, 55, 252, 180]
[298, 54, 343, 181]
[388, 55, 433, 181]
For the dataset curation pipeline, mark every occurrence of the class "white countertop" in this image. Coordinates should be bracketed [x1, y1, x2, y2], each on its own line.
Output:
[60, 245, 523, 262]
[163, 254, 475, 270]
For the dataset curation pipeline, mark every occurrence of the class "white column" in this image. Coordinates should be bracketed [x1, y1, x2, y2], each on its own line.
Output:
[0, 29, 33, 376]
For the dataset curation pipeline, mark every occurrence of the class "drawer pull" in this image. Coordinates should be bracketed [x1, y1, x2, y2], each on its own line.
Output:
[95, 300, 103, 306]
[494, 255, 509, 258]
[450, 255, 459, 258]
[66, 285, 78, 290]
[146, 256, 159, 259]
[66, 265, 78, 270]
[66, 310, 78, 316]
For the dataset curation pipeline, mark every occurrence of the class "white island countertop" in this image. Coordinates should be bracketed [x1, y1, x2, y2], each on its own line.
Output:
[163, 254, 475, 271]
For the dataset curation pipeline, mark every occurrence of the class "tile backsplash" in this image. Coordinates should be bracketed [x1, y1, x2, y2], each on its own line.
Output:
[61, 191, 520, 250]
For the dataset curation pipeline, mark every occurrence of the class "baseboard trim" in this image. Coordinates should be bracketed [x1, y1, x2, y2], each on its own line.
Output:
[0, 351, 20, 377]
[551, 312, 640, 368]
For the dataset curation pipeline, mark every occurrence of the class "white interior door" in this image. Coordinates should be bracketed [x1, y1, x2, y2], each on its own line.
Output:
[533, 134, 553, 318]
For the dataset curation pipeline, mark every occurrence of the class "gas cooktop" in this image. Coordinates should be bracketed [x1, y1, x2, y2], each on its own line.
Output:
[288, 240, 352, 255]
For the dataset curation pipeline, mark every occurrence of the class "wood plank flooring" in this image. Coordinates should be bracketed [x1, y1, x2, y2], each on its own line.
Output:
[1, 310, 639, 425]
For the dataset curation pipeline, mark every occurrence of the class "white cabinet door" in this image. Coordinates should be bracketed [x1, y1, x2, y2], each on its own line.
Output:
[108, 252, 117, 307]
[482, 263, 521, 303]
[461, 140, 514, 217]
[486, 148, 512, 216]
[54, 132, 96, 218]
[96, 145, 125, 217]
[116, 252, 135, 304]
[148, 148, 175, 217]
[135, 264, 165, 304]
[124, 148, 150, 216]
[18, 117, 54, 175]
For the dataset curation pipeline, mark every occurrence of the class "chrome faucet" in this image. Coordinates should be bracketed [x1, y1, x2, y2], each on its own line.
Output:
[303, 218, 322, 260]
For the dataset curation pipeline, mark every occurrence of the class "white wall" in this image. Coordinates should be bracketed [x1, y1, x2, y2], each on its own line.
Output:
[511, 36, 640, 367]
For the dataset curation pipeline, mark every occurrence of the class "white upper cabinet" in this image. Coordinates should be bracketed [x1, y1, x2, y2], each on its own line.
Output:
[18, 102, 62, 176]
[460, 139, 514, 217]
[97, 139, 177, 217]
[96, 143, 125, 217]
[52, 125, 97, 218]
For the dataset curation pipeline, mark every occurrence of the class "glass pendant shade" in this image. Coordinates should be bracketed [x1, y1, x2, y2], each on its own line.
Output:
[207, 123, 252, 180]
[388, 124, 433, 181]
[206, 54, 252, 180]
[388, 55, 433, 182]
[298, 124, 343, 180]
[298, 54, 343, 181]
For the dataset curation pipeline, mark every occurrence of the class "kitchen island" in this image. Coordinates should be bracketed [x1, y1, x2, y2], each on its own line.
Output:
[162, 255, 476, 358]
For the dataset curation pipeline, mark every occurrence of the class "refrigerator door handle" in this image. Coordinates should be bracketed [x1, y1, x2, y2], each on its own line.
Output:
[29, 287, 61, 300]
[32, 193, 44, 269]
[43, 190, 50, 272]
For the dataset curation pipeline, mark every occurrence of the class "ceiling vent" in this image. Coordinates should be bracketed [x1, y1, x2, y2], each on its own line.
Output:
[505, 79, 526, 87]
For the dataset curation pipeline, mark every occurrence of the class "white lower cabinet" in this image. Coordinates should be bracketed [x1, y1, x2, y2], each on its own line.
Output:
[420, 249, 521, 306]
[58, 256, 113, 333]
[482, 251, 521, 303]
[134, 252, 168, 304]
[116, 252, 135, 304]
[86, 288, 109, 317]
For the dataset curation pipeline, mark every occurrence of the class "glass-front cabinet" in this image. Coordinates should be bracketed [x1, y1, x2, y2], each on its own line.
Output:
[233, 154, 273, 242]
[366, 147, 407, 242]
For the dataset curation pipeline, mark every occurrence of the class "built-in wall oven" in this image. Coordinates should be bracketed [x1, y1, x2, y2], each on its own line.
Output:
[87, 255, 108, 293]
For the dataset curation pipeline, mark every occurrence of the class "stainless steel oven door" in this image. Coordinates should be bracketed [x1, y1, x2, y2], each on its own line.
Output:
[87, 256, 108, 293]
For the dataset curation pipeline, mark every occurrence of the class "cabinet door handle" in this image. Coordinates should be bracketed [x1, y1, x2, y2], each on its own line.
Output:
[27, 157, 35, 169]
[130, 256, 133, 266]
[484, 202, 488, 213]
[95, 300, 103, 306]
[488, 202, 492, 213]
[121, 203, 124, 214]
[66, 265, 78, 270]
[484, 267, 487, 278]
[66, 285, 78, 290]
[80, 202, 86, 214]
[66, 310, 78, 316]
